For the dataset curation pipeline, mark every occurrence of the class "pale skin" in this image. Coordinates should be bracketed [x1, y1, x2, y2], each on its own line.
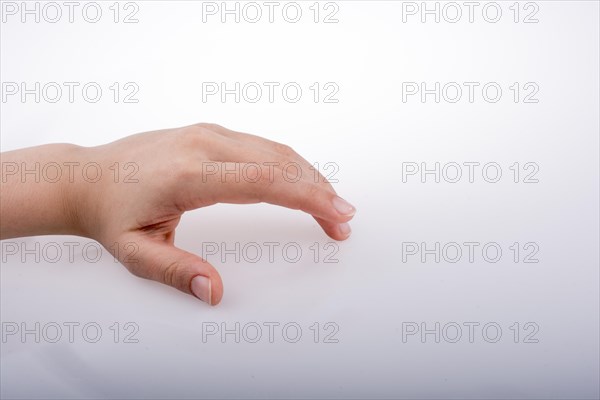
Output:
[0, 123, 356, 305]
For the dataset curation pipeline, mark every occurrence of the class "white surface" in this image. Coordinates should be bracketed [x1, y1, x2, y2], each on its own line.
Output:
[1, 1, 599, 399]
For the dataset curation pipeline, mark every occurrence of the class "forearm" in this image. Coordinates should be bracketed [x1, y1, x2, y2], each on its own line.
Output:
[0, 144, 80, 239]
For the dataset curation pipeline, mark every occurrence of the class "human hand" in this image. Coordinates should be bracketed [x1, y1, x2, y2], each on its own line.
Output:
[58, 123, 356, 305]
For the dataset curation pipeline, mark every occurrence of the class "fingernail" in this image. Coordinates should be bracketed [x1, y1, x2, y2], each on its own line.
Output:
[191, 275, 212, 305]
[332, 196, 356, 216]
[338, 222, 352, 236]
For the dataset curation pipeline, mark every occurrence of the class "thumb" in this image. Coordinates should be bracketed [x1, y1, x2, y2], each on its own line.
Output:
[115, 236, 224, 305]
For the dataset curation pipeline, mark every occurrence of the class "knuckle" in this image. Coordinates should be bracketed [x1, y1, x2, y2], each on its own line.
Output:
[274, 142, 296, 157]
[180, 130, 202, 147]
[194, 122, 224, 133]
[161, 260, 181, 288]
[181, 125, 212, 146]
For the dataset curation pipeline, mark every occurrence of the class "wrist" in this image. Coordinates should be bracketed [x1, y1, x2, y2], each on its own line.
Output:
[1, 143, 86, 239]
[58, 143, 93, 238]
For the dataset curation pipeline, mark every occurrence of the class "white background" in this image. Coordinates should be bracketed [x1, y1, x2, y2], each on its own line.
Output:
[1, 1, 599, 399]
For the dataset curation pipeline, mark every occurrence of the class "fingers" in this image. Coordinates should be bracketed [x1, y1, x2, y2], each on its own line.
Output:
[206, 125, 335, 187]
[196, 161, 356, 225]
[188, 124, 355, 240]
[314, 216, 352, 241]
[195, 124, 339, 194]
[115, 237, 224, 305]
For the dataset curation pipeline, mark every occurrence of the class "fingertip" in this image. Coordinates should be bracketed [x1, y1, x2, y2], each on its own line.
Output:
[190, 265, 224, 306]
[315, 217, 353, 241]
[191, 275, 212, 304]
[332, 196, 356, 219]
[210, 276, 224, 306]
[338, 222, 352, 239]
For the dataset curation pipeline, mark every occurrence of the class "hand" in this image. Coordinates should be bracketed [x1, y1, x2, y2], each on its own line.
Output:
[14, 123, 356, 305]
